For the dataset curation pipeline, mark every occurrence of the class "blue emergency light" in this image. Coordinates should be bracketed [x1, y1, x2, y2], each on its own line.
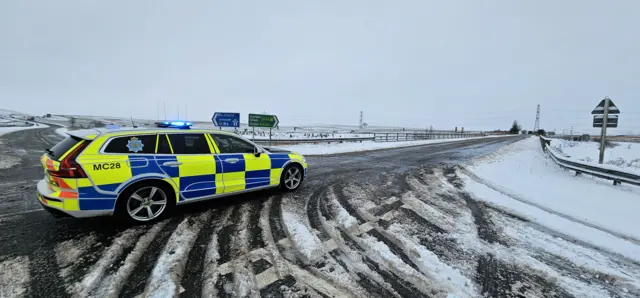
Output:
[155, 120, 193, 129]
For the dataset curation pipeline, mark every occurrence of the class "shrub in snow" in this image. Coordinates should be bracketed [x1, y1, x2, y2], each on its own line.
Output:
[606, 157, 626, 167]
[626, 158, 640, 169]
[595, 139, 617, 149]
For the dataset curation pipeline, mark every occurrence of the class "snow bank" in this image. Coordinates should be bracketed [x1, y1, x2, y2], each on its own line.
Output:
[144, 212, 211, 298]
[491, 210, 640, 292]
[463, 137, 640, 261]
[282, 210, 323, 261]
[278, 135, 514, 156]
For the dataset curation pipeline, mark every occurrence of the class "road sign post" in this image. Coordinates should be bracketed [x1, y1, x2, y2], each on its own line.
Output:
[212, 112, 240, 129]
[598, 98, 610, 164]
[591, 97, 621, 164]
[248, 113, 279, 144]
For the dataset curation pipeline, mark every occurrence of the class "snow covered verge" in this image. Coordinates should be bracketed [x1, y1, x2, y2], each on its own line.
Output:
[553, 139, 640, 174]
[0, 123, 49, 137]
[276, 135, 517, 156]
[460, 137, 640, 261]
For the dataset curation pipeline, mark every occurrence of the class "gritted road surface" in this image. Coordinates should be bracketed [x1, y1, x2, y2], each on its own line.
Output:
[1, 127, 638, 298]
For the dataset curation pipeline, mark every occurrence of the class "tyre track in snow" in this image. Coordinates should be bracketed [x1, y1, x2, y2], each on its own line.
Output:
[409, 168, 570, 297]
[319, 185, 428, 298]
[0, 125, 63, 215]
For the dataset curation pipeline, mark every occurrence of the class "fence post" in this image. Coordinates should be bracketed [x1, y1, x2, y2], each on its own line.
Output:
[386, 133, 389, 142]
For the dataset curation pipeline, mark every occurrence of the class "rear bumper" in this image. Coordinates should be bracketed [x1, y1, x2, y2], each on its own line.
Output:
[36, 180, 112, 218]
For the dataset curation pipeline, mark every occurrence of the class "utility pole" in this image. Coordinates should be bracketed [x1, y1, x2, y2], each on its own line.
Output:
[570, 126, 573, 140]
[359, 111, 363, 129]
[598, 97, 611, 164]
[533, 104, 540, 132]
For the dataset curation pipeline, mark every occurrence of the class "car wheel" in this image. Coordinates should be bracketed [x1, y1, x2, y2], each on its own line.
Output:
[115, 181, 175, 224]
[280, 164, 304, 191]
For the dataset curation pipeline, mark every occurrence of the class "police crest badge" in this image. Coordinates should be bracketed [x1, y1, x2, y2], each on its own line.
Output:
[126, 137, 144, 153]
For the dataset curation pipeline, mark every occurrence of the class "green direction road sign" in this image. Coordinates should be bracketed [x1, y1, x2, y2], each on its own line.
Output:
[248, 113, 279, 128]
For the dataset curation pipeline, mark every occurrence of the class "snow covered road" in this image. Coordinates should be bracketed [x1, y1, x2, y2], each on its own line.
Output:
[1, 131, 638, 297]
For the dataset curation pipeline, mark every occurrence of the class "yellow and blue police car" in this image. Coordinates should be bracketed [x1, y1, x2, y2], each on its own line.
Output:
[37, 121, 308, 223]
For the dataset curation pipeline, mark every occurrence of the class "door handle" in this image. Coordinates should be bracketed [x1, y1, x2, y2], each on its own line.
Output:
[224, 158, 240, 164]
[162, 161, 183, 167]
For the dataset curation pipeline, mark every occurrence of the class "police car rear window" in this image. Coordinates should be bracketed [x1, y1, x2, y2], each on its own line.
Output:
[49, 136, 83, 160]
[104, 135, 156, 154]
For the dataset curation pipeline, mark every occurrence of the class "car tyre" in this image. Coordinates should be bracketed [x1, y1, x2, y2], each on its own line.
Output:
[280, 164, 304, 192]
[115, 181, 175, 224]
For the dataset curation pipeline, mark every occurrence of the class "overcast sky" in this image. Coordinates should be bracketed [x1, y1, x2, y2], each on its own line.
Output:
[1, 1, 639, 133]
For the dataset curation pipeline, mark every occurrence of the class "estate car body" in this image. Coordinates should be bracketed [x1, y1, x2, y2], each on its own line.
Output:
[37, 126, 307, 223]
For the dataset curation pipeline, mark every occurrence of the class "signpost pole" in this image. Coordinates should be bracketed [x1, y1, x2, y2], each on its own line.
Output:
[253, 127, 255, 141]
[269, 128, 272, 146]
[598, 97, 610, 164]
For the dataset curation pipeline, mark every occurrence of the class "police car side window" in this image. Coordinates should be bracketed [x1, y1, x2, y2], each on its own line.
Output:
[104, 135, 156, 154]
[167, 134, 210, 154]
[157, 134, 172, 154]
[210, 134, 256, 154]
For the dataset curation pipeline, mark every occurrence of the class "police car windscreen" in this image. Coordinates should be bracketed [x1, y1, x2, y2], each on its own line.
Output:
[48, 136, 83, 160]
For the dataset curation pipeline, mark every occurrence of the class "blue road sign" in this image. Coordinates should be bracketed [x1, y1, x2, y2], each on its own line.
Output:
[212, 112, 240, 127]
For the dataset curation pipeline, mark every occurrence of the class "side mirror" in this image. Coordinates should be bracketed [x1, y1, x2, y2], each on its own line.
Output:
[254, 147, 262, 157]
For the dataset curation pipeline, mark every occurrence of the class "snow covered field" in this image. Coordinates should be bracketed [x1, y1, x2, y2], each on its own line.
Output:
[554, 139, 640, 173]
[461, 137, 640, 261]
[276, 135, 509, 155]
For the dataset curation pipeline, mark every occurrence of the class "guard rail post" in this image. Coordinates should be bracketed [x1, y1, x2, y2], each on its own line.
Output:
[539, 136, 550, 152]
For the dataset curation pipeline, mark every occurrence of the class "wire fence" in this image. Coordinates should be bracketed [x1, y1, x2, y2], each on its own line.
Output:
[373, 132, 486, 142]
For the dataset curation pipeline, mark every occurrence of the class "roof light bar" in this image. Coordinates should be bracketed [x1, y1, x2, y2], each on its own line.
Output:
[155, 120, 193, 129]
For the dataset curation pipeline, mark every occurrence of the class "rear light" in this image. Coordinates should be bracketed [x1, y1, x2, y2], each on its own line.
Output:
[48, 141, 89, 178]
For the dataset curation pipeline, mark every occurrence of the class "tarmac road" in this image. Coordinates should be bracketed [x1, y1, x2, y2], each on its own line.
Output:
[1, 128, 637, 298]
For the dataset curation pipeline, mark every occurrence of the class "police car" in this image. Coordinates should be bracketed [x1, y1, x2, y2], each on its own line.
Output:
[37, 121, 307, 223]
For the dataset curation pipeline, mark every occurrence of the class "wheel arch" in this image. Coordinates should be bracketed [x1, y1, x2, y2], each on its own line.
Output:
[279, 161, 305, 183]
[115, 178, 177, 205]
